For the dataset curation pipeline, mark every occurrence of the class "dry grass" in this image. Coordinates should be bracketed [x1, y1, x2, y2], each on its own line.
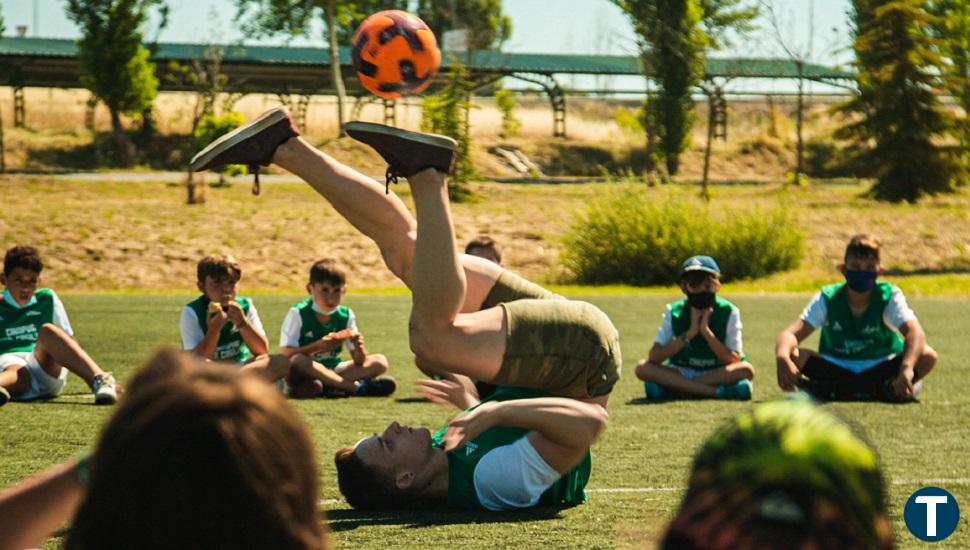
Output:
[0, 87, 847, 179]
[0, 174, 967, 293]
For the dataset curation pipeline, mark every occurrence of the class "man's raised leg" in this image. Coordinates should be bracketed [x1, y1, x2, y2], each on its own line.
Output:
[406, 169, 506, 382]
[273, 138, 419, 284]
[189, 109, 503, 307]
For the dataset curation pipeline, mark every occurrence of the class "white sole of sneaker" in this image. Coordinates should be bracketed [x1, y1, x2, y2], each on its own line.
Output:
[189, 107, 290, 171]
[343, 121, 458, 150]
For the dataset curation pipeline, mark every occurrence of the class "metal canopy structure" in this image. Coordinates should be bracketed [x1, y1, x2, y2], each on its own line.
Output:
[0, 36, 854, 134]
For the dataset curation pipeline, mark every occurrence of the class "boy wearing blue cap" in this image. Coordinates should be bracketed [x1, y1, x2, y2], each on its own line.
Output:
[775, 234, 937, 401]
[634, 255, 754, 400]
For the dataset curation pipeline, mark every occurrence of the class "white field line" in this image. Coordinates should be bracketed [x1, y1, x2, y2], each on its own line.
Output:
[319, 479, 970, 505]
[892, 478, 970, 486]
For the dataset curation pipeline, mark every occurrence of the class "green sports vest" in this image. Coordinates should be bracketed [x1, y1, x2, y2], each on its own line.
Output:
[431, 387, 591, 510]
[818, 282, 904, 360]
[0, 288, 55, 354]
[668, 296, 745, 369]
[186, 295, 254, 363]
[293, 298, 351, 369]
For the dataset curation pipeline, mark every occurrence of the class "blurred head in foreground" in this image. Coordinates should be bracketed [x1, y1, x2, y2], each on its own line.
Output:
[67, 348, 328, 550]
[661, 395, 892, 550]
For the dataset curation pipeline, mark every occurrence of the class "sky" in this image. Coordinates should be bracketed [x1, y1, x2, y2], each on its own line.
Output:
[0, 0, 855, 93]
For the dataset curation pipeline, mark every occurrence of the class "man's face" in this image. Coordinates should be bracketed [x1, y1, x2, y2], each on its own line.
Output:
[308, 282, 345, 311]
[354, 421, 434, 488]
[199, 275, 238, 304]
[1, 268, 40, 306]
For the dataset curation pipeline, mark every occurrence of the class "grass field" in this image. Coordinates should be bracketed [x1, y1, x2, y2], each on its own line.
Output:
[1, 292, 967, 549]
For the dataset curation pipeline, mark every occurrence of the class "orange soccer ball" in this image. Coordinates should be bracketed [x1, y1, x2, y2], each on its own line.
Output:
[350, 10, 441, 99]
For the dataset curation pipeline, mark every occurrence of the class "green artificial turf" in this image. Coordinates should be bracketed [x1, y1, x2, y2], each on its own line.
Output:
[0, 292, 967, 549]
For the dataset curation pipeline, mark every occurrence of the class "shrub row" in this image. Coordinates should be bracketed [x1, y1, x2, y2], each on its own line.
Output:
[561, 188, 805, 285]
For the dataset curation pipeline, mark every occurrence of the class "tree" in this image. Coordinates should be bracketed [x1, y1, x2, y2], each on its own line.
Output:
[759, 0, 822, 185]
[0, 4, 5, 37]
[614, 0, 705, 175]
[930, 0, 969, 167]
[235, 0, 407, 137]
[837, 0, 958, 202]
[66, 0, 164, 166]
[612, 0, 757, 176]
[414, 0, 512, 191]
[416, 0, 511, 53]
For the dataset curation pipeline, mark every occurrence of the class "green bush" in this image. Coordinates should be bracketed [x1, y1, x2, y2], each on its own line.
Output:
[194, 112, 245, 180]
[561, 189, 805, 285]
[194, 112, 244, 147]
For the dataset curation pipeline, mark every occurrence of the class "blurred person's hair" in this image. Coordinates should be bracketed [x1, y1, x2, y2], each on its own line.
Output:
[67, 349, 328, 550]
[661, 396, 892, 550]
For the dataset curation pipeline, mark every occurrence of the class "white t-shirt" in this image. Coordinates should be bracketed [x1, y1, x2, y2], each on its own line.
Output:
[180, 302, 265, 351]
[49, 291, 73, 336]
[654, 305, 743, 353]
[473, 436, 563, 511]
[278, 307, 358, 350]
[800, 287, 917, 372]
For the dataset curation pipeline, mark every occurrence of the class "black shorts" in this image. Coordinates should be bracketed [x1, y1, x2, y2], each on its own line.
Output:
[801, 354, 903, 401]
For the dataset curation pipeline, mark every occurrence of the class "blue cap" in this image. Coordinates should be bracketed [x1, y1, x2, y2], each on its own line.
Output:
[681, 255, 720, 276]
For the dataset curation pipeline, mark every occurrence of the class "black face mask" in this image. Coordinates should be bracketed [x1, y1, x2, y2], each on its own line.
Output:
[687, 291, 716, 309]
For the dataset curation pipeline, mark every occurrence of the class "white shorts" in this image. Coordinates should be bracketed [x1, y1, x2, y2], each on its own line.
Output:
[0, 351, 68, 401]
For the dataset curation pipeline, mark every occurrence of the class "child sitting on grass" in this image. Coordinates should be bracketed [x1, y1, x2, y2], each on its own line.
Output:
[0, 246, 118, 406]
[180, 254, 270, 366]
[279, 259, 395, 398]
[634, 255, 754, 401]
[775, 234, 937, 402]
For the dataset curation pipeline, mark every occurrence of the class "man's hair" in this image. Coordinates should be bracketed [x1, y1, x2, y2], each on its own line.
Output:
[4, 245, 43, 276]
[661, 397, 891, 550]
[67, 349, 328, 550]
[197, 254, 242, 283]
[334, 446, 410, 510]
[844, 234, 881, 263]
[465, 235, 502, 263]
[680, 270, 717, 287]
[309, 259, 346, 287]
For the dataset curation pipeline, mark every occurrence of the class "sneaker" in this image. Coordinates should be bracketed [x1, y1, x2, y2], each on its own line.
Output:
[188, 108, 301, 195]
[715, 379, 752, 401]
[291, 379, 324, 399]
[0, 386, 9, 407]
[321, 386, 352, 399]
[354, 376, 398, 397]
[343, 121, 457, 192]
[92, 372, 118, 405]
[644, 381, 671, 401]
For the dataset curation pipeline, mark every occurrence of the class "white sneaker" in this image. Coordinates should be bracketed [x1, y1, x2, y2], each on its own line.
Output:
[0, 386, 9, 407]
[92, 373, 118, 405]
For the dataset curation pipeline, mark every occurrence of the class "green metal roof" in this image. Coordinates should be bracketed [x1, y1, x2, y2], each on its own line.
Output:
[0, 36, 852, 80]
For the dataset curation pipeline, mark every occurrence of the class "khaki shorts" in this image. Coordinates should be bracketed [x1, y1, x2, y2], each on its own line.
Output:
[482, 271, 621, 399]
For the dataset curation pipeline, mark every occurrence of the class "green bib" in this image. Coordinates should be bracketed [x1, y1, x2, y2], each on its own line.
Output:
[431, 387, 591, 510]
[0, 288, 56, 354]
[818, 282, 904, 360]
[186, 295, 254, 363]
[668, 296, 744, 369]
[294, 298, 351, 369]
